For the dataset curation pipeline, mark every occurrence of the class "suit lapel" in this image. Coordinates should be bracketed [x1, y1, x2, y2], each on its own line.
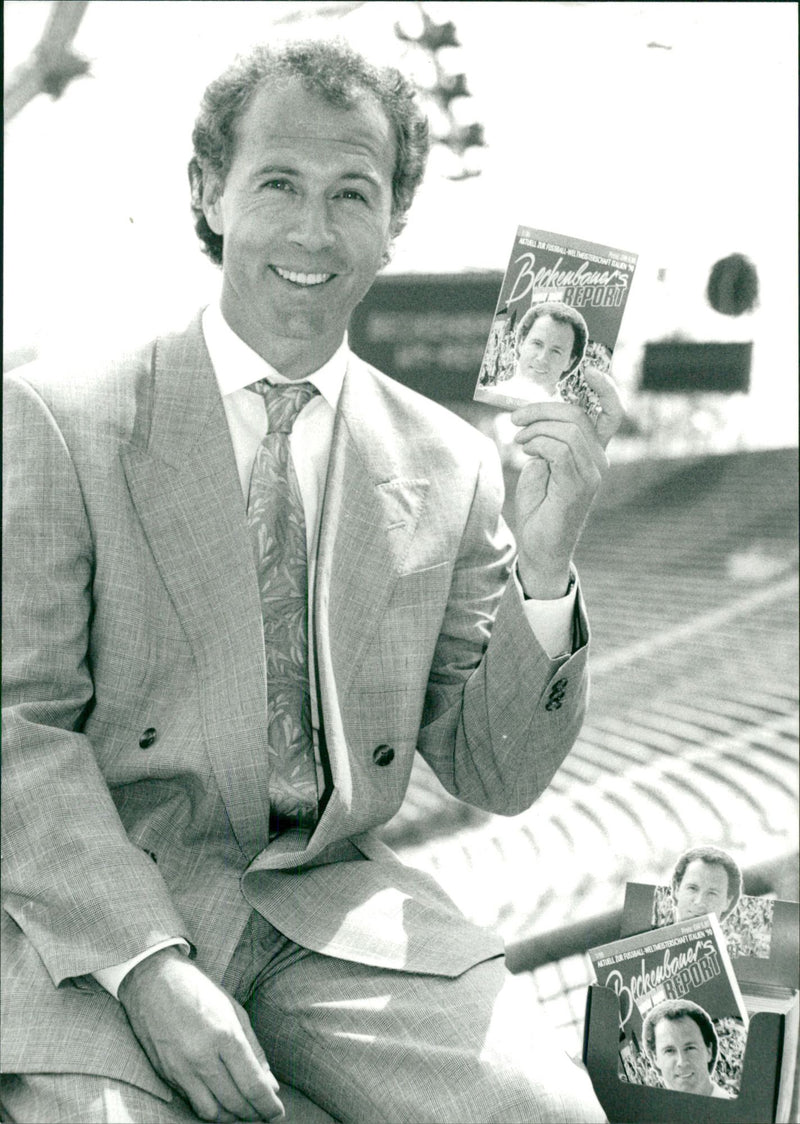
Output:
[317, 360, 430, 698]
[120, 318, 272, 859]
[308, 361, 428, 839]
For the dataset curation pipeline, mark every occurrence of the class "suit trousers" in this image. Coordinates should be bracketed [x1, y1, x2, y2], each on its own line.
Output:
[1, 910, 606, 1124]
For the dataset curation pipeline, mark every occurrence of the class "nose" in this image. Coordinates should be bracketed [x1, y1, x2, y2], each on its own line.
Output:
[287, 197, 335, 252]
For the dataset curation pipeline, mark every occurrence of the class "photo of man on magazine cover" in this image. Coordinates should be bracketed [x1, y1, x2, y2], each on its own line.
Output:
[480, 296, 588, 406]
[643, 999, 736, 1099]
[651, 846, 776, 960]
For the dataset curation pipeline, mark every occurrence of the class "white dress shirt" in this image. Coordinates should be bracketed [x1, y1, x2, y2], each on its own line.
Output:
[94, 302, 577, 996]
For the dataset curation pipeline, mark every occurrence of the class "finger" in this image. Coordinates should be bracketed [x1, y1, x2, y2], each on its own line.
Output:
[179, 1077, 233, 1122]
[207, 1059, 268, 1121]
[511, 403, 604, 463]
[517, 454, 550, 502]
[219, 1055, 284, 1122]
[516, 433, 580, 484]
[516, 433, 602, 500]
[509, 399, 585, 427]
[221, 1026, 284, 1120]
[513, 419, 607, 477]
[579, 365, 626, 448]
[232, 1001, 282, 1097]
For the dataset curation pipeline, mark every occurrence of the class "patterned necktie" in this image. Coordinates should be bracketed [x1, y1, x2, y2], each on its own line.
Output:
[246, 380, 320, 836]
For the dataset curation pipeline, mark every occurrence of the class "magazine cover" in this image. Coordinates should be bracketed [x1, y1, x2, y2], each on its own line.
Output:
[474, 226, 637, 417]
[652, 884, 775, 959]
[588, 912, 749, 1097]
[622, 880, 800, 989]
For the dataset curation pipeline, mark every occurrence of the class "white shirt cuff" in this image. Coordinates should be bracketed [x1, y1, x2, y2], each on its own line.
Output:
[513, 566, 578, 658]
[92, 938, 191, 998]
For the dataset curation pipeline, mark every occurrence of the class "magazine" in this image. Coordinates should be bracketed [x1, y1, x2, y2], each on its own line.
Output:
[621, 880, 800, 988]
[588, 912, 749, 1098]
[474, 225, 637, 417]
[653, 883, 776, 958]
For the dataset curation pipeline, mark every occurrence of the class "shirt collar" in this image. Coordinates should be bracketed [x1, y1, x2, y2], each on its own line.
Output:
[201, 301, 349, 412]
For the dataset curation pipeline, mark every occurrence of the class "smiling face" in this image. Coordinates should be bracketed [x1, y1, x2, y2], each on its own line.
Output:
[202, 77, 396, 378]
[653, 1016, 714, 1095]
[517, 315, 577, 394]
[674, 860, 733, 922]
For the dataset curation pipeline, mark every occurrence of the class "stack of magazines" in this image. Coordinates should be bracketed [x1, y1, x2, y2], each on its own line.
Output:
[583, 855, 799, 1122]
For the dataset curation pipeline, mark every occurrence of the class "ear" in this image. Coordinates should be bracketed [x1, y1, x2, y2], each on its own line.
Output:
[202, 175, 225, 237]
[379, 224, 395, 269]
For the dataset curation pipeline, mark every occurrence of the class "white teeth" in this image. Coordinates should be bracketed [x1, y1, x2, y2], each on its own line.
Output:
[273, 267, 333, 286]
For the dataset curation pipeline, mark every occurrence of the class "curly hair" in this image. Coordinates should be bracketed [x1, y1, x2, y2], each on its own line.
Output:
[515, 300, 588, 375]
[671, 846, 743, 922]
[188, 38, 430, 266]
[643, 999, 720, 1073]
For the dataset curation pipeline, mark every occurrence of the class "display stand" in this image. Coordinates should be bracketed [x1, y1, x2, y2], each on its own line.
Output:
[583, 886, 799, 1123]
[583, 985, 788, 1124]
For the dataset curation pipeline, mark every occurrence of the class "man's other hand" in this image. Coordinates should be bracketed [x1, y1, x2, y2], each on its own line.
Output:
[510, 366, 625, 599]
[118, 946, 284, 1122]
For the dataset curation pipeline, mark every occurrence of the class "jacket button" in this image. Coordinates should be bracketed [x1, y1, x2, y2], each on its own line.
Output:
[372, 744, 395, 766]
[552, 679, 568, 691]
[139, 727, 157, 748]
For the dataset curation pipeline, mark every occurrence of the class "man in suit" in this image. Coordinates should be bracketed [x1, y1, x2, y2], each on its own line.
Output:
[2, 39, 622, 1124]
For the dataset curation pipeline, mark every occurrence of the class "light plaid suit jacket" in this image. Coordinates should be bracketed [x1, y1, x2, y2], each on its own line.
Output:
[1, 316, 589, 1095]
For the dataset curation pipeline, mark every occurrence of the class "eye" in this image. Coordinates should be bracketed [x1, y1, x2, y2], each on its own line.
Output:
[336, 188, 368, 203]
[262, 178, 294, 193]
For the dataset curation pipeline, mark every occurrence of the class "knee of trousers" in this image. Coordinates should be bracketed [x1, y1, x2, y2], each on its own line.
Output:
[469, 1065, 605, 1124]
[363, 1052, 606, 1124]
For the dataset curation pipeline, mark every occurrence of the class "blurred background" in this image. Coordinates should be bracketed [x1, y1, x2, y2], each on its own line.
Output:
[5, 0, 798, 1066]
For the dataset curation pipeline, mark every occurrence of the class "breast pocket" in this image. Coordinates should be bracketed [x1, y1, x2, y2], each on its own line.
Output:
[391, 558, 452, 614]
[354, 562, 453, 693]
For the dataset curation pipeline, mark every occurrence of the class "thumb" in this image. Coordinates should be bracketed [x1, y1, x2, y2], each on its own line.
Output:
[519, 451, 550, 488]
[579, 365, 625, 449]
[515, 454, 550, 518]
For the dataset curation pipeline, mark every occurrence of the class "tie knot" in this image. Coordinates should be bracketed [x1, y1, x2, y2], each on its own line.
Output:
[249, 381, 319, 434]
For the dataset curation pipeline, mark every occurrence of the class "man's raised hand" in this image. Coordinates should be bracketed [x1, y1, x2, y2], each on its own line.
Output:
[510, 366, 625, 599]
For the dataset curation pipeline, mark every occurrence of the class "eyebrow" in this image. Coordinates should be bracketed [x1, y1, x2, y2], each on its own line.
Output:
[252, 165, 382, 189]
[253, 164, 299, 177]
